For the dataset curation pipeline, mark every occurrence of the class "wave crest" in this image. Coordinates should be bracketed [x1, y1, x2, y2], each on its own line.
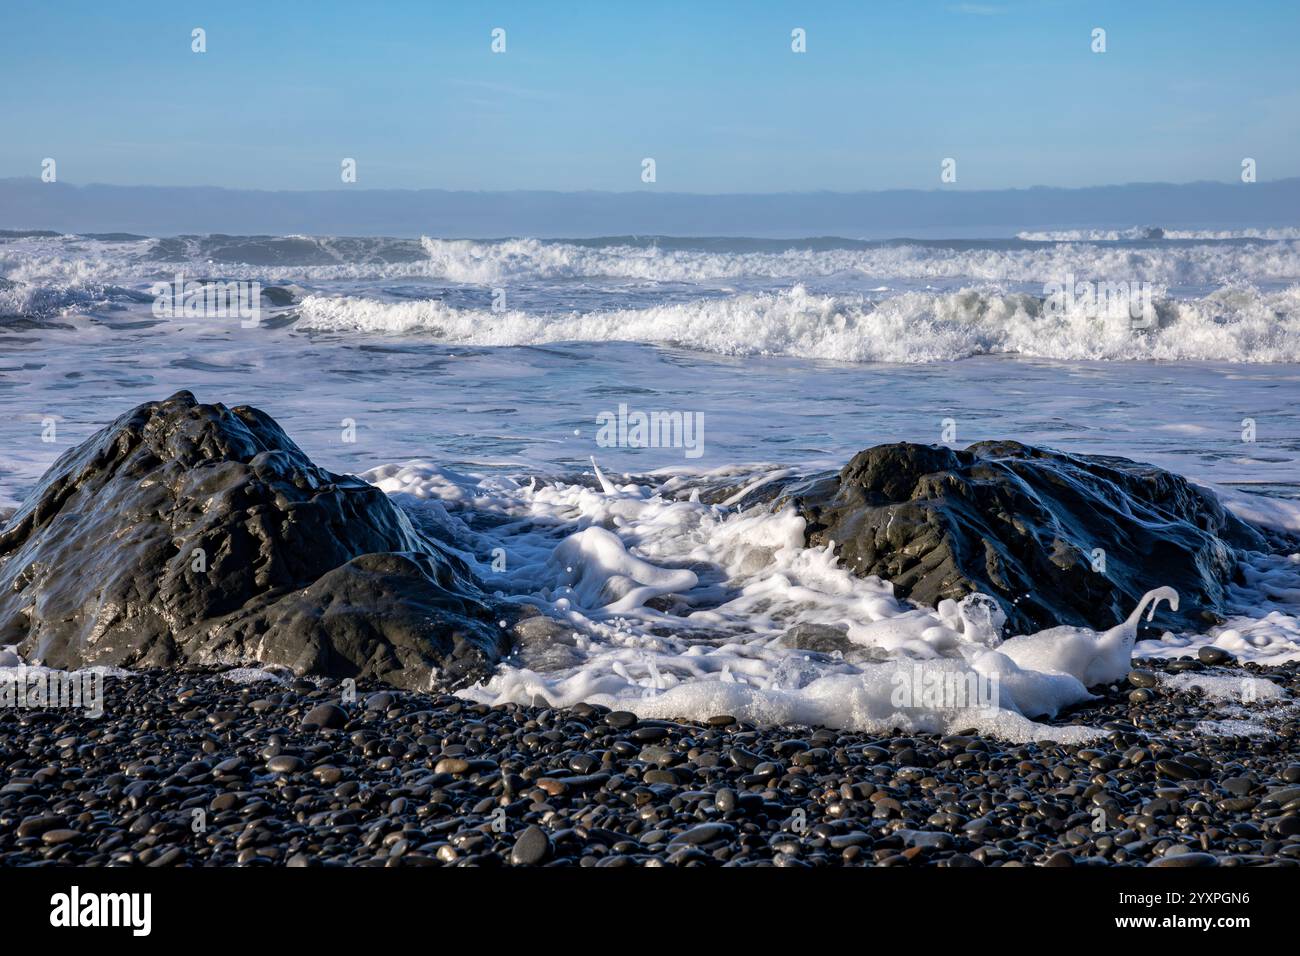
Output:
[5, 232, 1300, 290]
[298, 283, 1300, 363]
[1019, 226, 1300, 242]
[418, 236, 1300, 285]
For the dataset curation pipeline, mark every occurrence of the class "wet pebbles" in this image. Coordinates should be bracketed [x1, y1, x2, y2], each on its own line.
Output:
[2, 659, 1298, 867]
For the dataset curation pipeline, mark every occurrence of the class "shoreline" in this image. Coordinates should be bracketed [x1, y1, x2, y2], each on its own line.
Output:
[3, 657, 1297, 868]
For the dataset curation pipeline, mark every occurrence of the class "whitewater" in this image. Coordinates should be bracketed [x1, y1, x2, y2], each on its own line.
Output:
[2, 228, 1298, 742]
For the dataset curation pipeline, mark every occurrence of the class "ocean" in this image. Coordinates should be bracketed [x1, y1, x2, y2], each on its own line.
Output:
[2, 229, 1299, 742]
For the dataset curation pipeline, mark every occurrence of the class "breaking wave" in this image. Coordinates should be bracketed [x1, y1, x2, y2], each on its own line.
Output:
[416, 236, 1300, 285]
[298, 283, 1300, 364]
[1019, 226, 1300, 242]
[4, 232, 1300, 297]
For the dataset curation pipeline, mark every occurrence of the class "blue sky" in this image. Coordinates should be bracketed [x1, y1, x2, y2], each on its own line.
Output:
[1, 0, 1296, 192]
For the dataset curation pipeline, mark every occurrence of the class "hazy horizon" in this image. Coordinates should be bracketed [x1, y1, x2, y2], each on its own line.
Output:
[4, 176, 1297, 238]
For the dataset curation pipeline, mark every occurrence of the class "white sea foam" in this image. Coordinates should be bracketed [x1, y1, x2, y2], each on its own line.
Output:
[218, 667, 289, 685]
[1158, 671, 1285, 702]
[299, 283, 1300, 363]
[1136, 552, 1300, 664]
[6, 233, 1300, 305]
[1019, 227, 1300, 242]
[0, 644, 133, 678]
[0, 243, 146, 315]
[418, 236, 1300, 285]
[1136, 611, 1300, 665]
[1217, 489, 1300, 533]
[362, 461, 1300, 742]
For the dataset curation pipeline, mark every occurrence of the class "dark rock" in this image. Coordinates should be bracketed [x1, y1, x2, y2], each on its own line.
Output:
[605, 711, 638, 729]
[312, 765, 342, 784]
[897, 829, 954, 851]
[149, 847, 185, 867]
[829, 832, 873, 849]
[510, 825, 550, 865]
[1149, 851, 1220, 867]
[668, 823, 735, 846]
[1155, 759, 1198, 781]
[781, 441, 1266, 633]
[301, 703, 347, 730]
[266, 755, 305, 774]
[777, 623, 854, 654]
[629, 727, 668, 743]
[0, 391, 512, 689]
[1273, 816, 1300, 837]
[210, 793, 240, 812]
[1266, 786, 1300, 806]
[259, 286, 297, 307]
[1197, 646, 1232, 665]
[1221, 776, 1255, 796]
[16, 815, 66, 839]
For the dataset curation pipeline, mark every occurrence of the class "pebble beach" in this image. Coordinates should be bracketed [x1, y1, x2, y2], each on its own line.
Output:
[4, 654, 1298, 868]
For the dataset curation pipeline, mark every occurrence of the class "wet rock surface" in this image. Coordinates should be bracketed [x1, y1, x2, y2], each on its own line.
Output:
[0, 391, 509, 689]
[773, 441, 1269, 634]
[2, 659, 1297, 867]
